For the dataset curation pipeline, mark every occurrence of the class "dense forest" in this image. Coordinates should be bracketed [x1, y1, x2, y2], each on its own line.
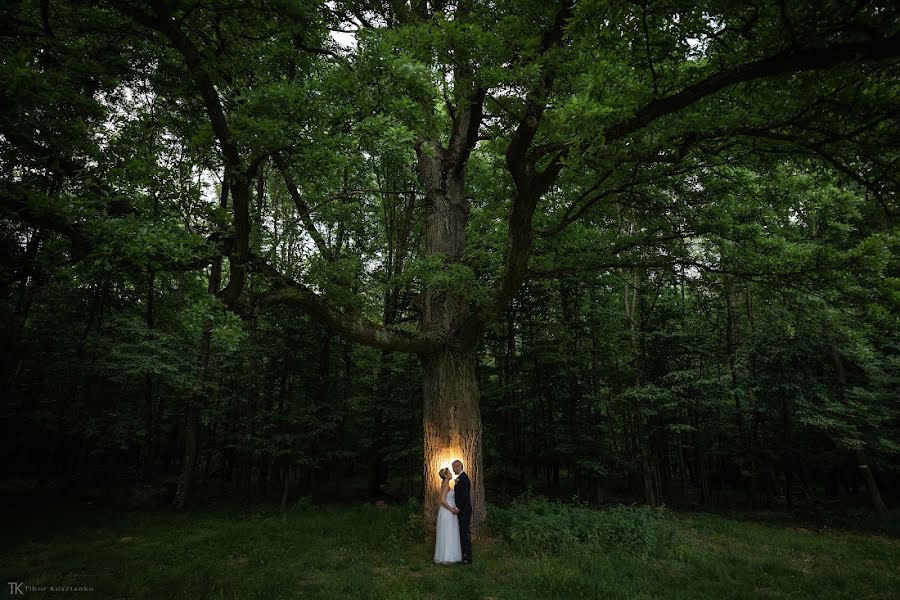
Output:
[2, 0, 898, 537]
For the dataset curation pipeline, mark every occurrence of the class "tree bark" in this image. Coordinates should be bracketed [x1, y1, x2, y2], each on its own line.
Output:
[421, 346, 485, 532]
[414, 111, 489, 527]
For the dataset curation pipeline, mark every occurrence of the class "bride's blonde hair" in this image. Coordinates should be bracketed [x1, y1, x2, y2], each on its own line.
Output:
[438, 467, 450, 481]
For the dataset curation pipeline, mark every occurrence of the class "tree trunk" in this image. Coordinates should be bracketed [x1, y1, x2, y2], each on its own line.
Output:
[831, 346, 887, 516]
[782, 394, 793, 511]
[174, 177, 228, 508]
[139, 268, 156, 482]
[421, 346, 485, 533]
[368, 352, 390, 499]
[725, 279, 746, 486]
[2, 228, 47, 399]
[173, 274, 216, 507]
[281, 464, 293, 512]
[415, 136, 489, 531]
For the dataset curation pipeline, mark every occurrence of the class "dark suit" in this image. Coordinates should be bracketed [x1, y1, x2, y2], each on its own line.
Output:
[454, 471, 472, 562]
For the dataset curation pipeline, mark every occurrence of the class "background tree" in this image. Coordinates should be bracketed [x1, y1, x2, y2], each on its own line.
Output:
[1, 0, 897, 532]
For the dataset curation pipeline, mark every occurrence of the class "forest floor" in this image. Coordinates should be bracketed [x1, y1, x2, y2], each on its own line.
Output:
[2, 497, 898, 599]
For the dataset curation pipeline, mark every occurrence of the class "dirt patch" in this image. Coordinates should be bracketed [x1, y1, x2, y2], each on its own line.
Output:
[225, 554, 249, 566]
[788, 525, 900, 545]
[798, 552, 814, 575]
[789, 523, 831, 534]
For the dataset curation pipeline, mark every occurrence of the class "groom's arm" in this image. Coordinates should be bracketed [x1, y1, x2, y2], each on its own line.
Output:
[457, 476, 470, 511]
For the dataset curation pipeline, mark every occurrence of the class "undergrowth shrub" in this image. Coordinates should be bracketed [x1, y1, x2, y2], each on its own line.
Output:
[488, 494, 679, 558]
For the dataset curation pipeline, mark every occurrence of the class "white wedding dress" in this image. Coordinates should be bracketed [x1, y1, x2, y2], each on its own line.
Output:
[434, 489, 463, 564]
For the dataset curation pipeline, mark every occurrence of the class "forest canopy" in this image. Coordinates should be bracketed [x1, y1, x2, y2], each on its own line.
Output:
[1, 0, 898, 530]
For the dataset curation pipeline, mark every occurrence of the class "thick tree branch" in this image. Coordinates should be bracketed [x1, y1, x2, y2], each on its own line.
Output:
[459, 1, 574, 348]
[249, 255, 442, 354]
[1, 187, 93, 260]
[446, 86, 487, 176]
[110, 1, 240, 168]
[504, 2, 574, 190]
[536, 32, 900, 237]
[2, 183, 438, 352]
[110, 0, 252, 307]
[479, 18, 899, 336]
[543, 101, 897, 236]
[601, 32, 900, 145]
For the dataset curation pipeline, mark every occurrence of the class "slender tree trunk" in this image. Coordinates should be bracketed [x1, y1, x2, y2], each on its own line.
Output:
[831, 346, 887, 516]
[369, 352, 390, 499]
[678, 435, 690, 498]
[35, 276, 109, 492]
[624, 263, 657, 505]
[240, 316, 258, 508]
[694, 400, 710, 506]
[748, 398, 761, 508]
[504, 308, 516, 497]
[725, 279, 746, 482]
[174, 177, 229, 507]
[782, 394, 793, 511]
[139, 268, 157, 482]
[2, 228, 47, 399]
[280, 464, 293, 512]
[173, 261, 221, 506]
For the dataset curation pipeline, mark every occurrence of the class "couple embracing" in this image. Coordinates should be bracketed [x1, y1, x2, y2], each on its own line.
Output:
[434, 459, 473, 565]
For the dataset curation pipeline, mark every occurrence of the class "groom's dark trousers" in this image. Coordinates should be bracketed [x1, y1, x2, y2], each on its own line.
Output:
[456, 472, 473, 563]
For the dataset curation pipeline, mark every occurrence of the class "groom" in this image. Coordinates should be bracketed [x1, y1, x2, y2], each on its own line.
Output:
[451, 460, 472, 565]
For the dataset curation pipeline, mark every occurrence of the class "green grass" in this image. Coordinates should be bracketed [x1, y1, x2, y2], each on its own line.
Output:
[2, 500, 898, 599]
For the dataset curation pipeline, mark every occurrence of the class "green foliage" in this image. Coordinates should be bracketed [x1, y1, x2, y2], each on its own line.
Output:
[2, 0, 898, 528]
[489, 494, 679, 558]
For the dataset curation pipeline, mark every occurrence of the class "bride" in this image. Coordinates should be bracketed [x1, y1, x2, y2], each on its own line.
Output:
[434, 467, 462, 565]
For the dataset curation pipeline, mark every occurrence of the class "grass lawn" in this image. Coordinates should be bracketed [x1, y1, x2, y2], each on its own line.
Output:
[2, 499, 898, 599]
